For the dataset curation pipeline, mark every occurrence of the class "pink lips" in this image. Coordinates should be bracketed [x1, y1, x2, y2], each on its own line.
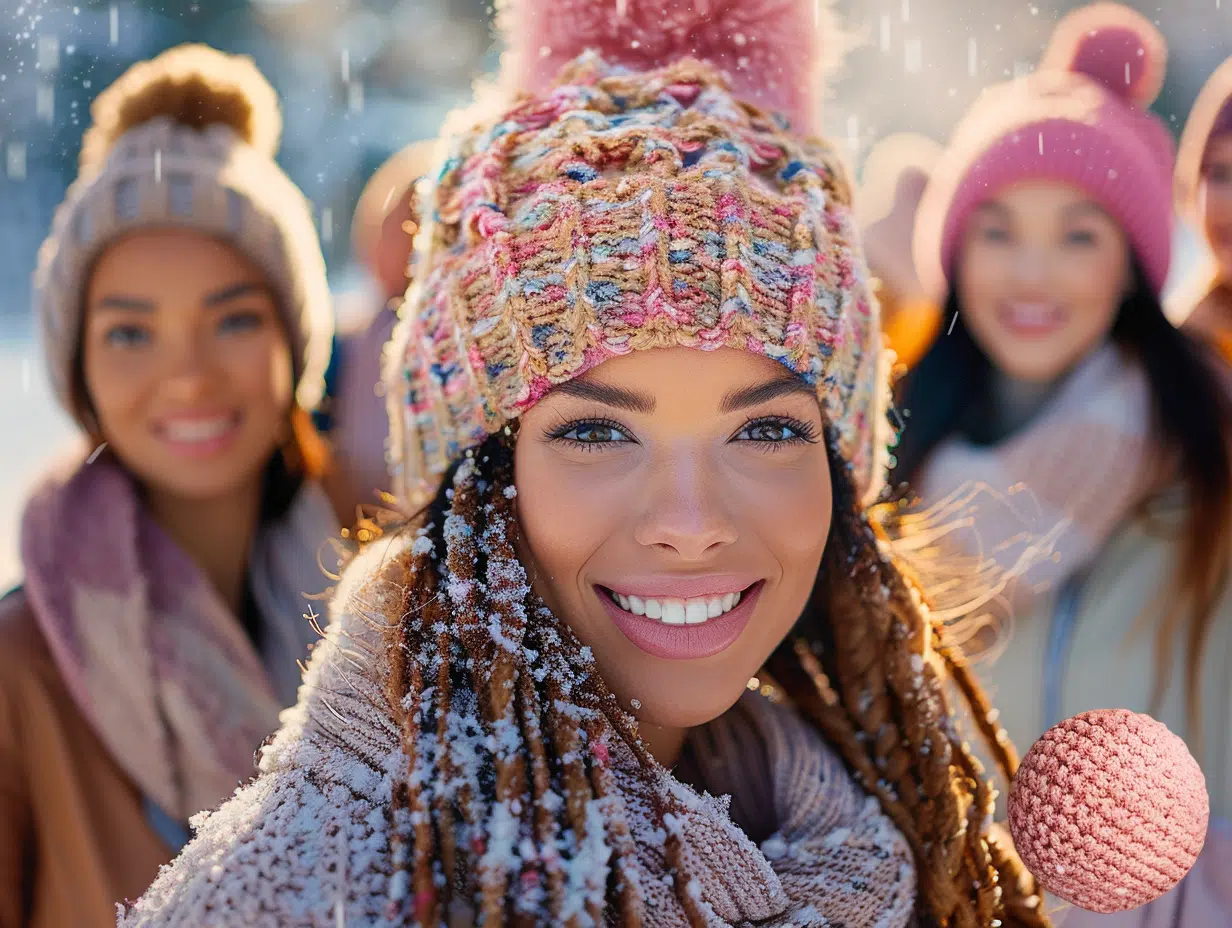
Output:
[597, 581, 764, 661]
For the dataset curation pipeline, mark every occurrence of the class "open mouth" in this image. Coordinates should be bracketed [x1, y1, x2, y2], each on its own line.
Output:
[596, 581, 764, 660]
[998, 301, 1067, 337]
[154, 412, 243, 456]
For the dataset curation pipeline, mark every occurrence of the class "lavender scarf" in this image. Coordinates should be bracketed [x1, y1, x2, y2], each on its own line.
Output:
[120, 534, 917, 927]
[19, 453, 339, 827]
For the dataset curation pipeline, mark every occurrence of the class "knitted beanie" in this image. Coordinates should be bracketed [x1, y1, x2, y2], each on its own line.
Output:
[914, 3, 1175, 298]
[33, 44, 334, 421]
[384, 0, 891, 508]
[1176, 56, 1232, 216]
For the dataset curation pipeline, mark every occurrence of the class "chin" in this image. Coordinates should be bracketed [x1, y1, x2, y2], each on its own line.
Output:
[130, 447, 272, 504]
[632, 685, 747, 731]
[990, 348, 1074, 384]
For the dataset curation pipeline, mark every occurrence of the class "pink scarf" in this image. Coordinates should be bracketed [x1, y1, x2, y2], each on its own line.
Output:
[909, 345, 1157, 615]
[20, 453, 339, 824]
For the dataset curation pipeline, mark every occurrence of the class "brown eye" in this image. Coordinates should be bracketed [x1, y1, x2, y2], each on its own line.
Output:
[550, 419, 634, 447]
[734, 417, 818, 445]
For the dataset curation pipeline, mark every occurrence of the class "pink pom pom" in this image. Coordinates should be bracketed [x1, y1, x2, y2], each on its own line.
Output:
[1008, 709, 1209, 915]
[1040, 2, 1167, 107]
[497, 0, 837, 133]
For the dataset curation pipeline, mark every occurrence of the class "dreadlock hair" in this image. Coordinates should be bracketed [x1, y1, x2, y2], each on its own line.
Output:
[382, 426, 1051, 928]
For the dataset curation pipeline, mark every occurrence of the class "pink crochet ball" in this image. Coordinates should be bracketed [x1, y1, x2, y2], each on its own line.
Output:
[1007, 709, 1209, 914]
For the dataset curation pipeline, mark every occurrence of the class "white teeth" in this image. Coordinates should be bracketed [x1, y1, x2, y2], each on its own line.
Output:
[684, 601, 708, 624]
[1007, 303, 1061, 325]
[608, 589, 747, 624]
[163, 417, 233, 442]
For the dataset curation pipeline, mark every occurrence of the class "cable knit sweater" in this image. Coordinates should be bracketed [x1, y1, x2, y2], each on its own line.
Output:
[120, 534, 918, 927]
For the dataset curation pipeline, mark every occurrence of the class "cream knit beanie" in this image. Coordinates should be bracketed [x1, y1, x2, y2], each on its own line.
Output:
[33, 43, 334, 422]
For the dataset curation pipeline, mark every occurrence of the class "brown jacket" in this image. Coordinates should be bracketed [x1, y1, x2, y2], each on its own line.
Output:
[0, 589, 172, 928]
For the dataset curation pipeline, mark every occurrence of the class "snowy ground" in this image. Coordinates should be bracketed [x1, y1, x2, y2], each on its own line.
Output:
[0, 320, 77, 591]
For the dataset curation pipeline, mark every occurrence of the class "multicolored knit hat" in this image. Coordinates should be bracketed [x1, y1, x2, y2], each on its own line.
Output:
[914, 3, 1175, 298]
[384, 0, 891, 507]
[1176, 56, 1232, 216]
[34, 44, 334, 422]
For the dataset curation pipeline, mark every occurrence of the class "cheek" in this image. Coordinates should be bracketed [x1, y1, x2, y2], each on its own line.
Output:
[225, 333, 295, 415]
[512, 444, 627, 607]
[1062, 250, 1127, 332]
[81, 344, 148, 427]
[955, 244, 1004, 336]
[727, 457, 830, 570]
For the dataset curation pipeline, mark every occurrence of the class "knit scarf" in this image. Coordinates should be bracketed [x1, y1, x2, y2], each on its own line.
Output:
[20, 452, 339, 827]
[911, 344, 1157, 613]
[120, 533, 918, 927]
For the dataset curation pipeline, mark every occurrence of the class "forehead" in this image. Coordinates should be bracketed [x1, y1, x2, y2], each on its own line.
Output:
[976, 181, 1112, 221]
[87, 229, 267, 301]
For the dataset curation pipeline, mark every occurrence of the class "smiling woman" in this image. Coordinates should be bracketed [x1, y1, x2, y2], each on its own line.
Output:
[119, 3, 1051, 927]
[0, 45, 339, 928]
[896, 7, 1232, 924]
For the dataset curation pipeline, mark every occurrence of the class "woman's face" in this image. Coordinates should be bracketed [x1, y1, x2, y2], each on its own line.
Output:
[1199, 134, 1232, 279]
[82, 228, 294, 504]
[514, 347, 833, 732]
[957, 181, 1132, 384]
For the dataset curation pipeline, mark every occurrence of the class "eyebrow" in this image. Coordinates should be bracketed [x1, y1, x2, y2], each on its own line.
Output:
[974, 202, 1009, 219]
[91, 281, 270, 313]
[1061, 201, 1109, 222]
[719, 376, 815, 412]
[94, 295, 156, 312]
[553, 373, 814, 414]
[553, 379, 656, 413]
[203, 282, 270, 307]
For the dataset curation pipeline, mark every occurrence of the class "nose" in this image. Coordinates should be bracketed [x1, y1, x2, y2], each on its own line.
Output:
[160, 330, 219, 400]
[632, 452, 738, 561]
[1009, 244, 1050, 288]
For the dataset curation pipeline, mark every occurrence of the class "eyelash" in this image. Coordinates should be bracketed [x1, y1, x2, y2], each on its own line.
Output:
[545, 415, 820, 452]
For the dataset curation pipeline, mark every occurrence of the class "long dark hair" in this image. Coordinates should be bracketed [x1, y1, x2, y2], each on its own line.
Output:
[892, 263, 1232, 731]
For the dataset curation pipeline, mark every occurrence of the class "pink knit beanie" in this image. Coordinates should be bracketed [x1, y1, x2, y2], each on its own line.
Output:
[914, 3, 1175, 298]
[1176, 56, 1232, 216]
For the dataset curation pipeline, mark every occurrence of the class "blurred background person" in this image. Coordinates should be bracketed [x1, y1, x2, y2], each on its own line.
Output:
[858, 132, 943, 371]
[322, 140, 433, 526]
[1174, 56, 1232, 363]
[0, 45, 339, 928]
[893, 6, 1231, 924]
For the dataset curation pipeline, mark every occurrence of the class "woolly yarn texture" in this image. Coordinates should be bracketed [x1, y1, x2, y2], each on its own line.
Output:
[1007, 709, 1209, 914]
[386, 54, 889, 508]
[118, 528, 917, 927]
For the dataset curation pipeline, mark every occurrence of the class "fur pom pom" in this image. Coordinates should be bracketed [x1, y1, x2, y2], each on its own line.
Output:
[1040, 2, 1166, 107]
[81, 43, 282, 171]
[496, 0, 841, 133]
